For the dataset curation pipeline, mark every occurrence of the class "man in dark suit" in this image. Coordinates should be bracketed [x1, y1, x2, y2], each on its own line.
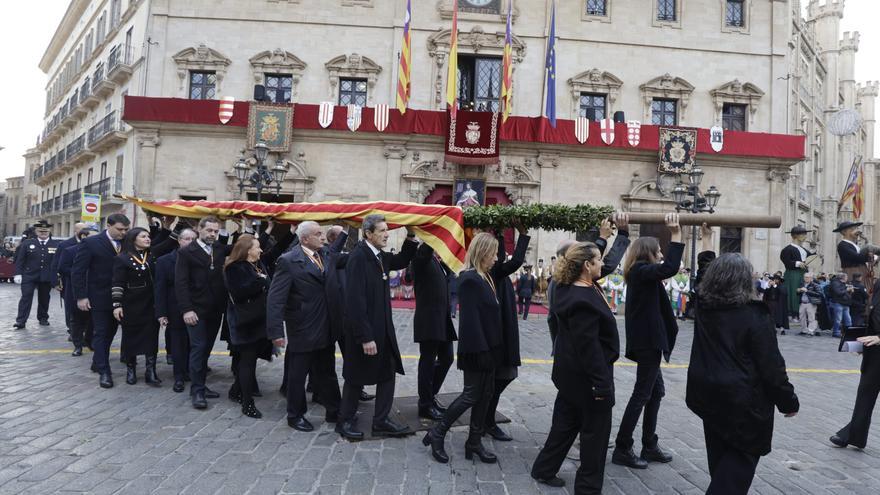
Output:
[176, 216, 231, 409]
[411, 242, 456, 420]
[268, 221, 343, 432]
[55, 224, 97, 355]
[835, 221, 877, 296]
[517, 266, 536, 320]
[51, 222, 87, 334]
[337, 214, 418, 440]
[72, 213, 131, 388]
[14, 219, 62, 329]
[156, 229, 196, 393]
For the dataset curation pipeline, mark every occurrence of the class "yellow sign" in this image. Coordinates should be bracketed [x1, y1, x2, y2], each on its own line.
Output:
[81, 193, 102, 223]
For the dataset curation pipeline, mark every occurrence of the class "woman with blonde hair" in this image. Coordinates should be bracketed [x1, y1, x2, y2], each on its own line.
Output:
[423, 232, 503, 464]
[530, 241, 620, 493]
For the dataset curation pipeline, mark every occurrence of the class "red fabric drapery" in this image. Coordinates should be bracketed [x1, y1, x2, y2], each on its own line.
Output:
[123, 96, 806, 160]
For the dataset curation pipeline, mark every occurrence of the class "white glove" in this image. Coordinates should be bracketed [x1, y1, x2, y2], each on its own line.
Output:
[14, 275, 22, 284]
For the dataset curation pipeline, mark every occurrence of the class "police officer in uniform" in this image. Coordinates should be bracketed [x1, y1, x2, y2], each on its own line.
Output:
[14, 220, 61, 329]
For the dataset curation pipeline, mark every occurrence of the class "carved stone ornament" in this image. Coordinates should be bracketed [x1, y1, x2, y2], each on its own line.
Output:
[173, 44, 231, 93]
[639, 73, 694, 122]
[568, 69, 623, 118]
[766, 169, 791, 182]
[401, 152, 538, 204]
[325, 54, 383, 105]
[249, 49, 307, 96]
[710, 79, 764, 124]
[436, 0, 518, 22]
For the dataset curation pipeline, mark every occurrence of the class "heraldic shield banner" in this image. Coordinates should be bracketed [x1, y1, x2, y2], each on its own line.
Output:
[248, 103, 293, 151]
[658, 127, 697, 174]
[444, 110, 500, 166]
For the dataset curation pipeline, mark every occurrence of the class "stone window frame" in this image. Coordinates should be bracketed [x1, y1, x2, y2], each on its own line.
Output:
[639, 73, 694, 123]
[249, 49, 307, 101]
[582, 0, 612, 24]
[427, 25, 527, 111]
[325, 54, 382, 106]
[710, 79, 764, 127]
[436, 0, 518, 23]
[172, 44, 231, 97]
[652, 0, 682, 29]
[721, 0, 750, 35]
[567, 68, 622, 120]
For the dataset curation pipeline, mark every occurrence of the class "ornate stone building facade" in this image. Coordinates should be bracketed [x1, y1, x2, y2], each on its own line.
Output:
[24, 0, 877, 273]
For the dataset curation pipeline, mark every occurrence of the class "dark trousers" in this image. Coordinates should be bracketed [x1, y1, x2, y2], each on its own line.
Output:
[340, 374, 395, 425]
[186, 314, 222, 396]
[287, 344, 341, 419]
[168, 325, 190, 382]
[485, 377, 514, 429]
[518, 296, 532, 320]
[449, 293, 458, 317]
[435, 369, 495, 441]
[232, 343, 260, 406]
[16, 281, 51, 325]
[70, 308, 92, 348]
[417, 341, 454, 408]
[616, 351, 665, 450]
[704, 425, 759, 495]
[531, 393, 613, 495]
[836, 349, 880, 449]
[91, 310, 119, 374]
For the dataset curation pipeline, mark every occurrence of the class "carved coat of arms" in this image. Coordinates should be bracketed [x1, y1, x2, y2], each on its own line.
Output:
[465, 122, 481, 145]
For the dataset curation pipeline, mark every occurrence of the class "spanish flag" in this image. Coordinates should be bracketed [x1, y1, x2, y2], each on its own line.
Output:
[445, 0, 459, 120]
[396, 0, 412, 114]
[500, 1, 514, 123]
[120, 196, 467, 271]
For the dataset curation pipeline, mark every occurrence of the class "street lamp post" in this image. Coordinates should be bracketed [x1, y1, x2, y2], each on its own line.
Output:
[671, 167, 722, 298]
[233, 141, 289, 203]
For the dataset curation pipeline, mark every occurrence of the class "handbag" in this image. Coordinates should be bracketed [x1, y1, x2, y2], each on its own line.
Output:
[231, 291, 267, 330]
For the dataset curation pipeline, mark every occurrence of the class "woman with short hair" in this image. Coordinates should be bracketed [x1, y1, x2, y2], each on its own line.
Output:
[423, 232, 503, 464]
[687, 231, 799, 494]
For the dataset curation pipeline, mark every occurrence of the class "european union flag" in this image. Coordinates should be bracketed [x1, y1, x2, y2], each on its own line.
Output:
[544, 2, 557, 127]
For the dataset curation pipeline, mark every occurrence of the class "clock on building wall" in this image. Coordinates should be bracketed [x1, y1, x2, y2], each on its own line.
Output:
[461, 0, 500, 14]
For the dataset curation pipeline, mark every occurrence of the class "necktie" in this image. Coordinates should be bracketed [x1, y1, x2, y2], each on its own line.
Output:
[113, 240, 120, 253]
[311, 252, 324, 271]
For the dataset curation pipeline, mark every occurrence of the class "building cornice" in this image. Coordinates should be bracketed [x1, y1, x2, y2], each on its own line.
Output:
[39, 0, 91, 73]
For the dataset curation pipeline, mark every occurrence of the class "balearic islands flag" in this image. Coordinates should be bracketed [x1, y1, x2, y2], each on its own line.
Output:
[396, 0, 412, 114]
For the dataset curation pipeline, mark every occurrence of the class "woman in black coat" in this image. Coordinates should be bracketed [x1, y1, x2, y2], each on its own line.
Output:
[831, 279, 880, 449]
[530, 241, 619, 493]
[762, 273, 790, 333]
[224, 234, 272, 418]
[112, 227, 176, 386]
[423, 233, 503, 464]
[612, 213, 683, 469]
[687, 251, 799, 494]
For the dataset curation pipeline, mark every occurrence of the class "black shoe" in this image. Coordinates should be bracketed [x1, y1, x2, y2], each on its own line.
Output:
[422, 430, 449, 464]
[465, 441, 497, 463]
[173, 380, 185, 393]
[204, 388, 220, 399]
[641, 445, 673, 463]
[192, 391, 207, 409]
[166, 354, 173, 365]
[611, 448, 648, 469]
[336, 420, 364, 441]
[90, 363, 99, 374]
[145, 356, 162, 387]
[372, 418, 412, 437]
[228, 385, 242, 403]
[418, 405, 444, 421]
[39, 320, 50, 326]
[72, 347, 83, 357]
[781, 330, 786, 335]
[829, 435, 848, 448]
[126, 364, 137, 385]
[485, 425, 513, 442]
[99, 373, 114, 389]
[432, 398, 447, 413]
[13, 323, 24, 330]
[532, 475, 565, 488]
[288, 416, 314, 432]
[360, 391, 375, 402]
[242, 401, 263, 419]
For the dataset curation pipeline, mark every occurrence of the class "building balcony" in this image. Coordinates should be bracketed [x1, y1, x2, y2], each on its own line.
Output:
[91, 65, 115, 99]
[32, 165, 44, 182]
[80, 77, 100, 109]
[62, 134, 95, 171]
[83, 176, 123, 201]
[107, 44, 134, 84]
[87, 111, 127, 152]
[62, 189, 82, 211]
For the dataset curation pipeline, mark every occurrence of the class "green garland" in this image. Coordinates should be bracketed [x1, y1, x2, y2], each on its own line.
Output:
[462, 203, 614, 232]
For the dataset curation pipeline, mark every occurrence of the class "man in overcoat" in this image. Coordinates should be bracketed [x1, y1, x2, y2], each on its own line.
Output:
[337, 214, 418, 440]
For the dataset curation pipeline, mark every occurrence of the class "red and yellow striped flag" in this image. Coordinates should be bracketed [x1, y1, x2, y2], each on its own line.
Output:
[500, 1, 513, 122]
[445, 0, 459, 120]
[396, 0, 412, 114]
[839, 156, 865, 218]
[120, 196, 467, 270]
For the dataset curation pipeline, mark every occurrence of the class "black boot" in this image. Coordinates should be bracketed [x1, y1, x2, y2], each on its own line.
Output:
[422, 428, 449, 464]
[228, 383, 242, 403]
[241, 400, 263, 419]
[72, 346, 83, 357]
[145, 355, 162, 387]
[465, 433, 497, 463]
[126, 359, 137, 385]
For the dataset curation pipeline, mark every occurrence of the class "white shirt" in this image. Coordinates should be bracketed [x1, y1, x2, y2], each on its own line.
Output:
[197, 239, 212, 255]
[105, 230, 120, 249]
[366, 241, 382, 258]
[843, 239, 860, 252]
[301, 245, 316, 258]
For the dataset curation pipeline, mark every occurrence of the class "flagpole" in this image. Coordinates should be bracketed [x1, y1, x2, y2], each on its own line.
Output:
[539, 0, 551, 120]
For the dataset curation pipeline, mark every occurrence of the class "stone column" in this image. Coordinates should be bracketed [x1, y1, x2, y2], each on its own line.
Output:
[766, 169, 791, 271]
[135, 129, 161, 199]
[535, 152, 559, 263]
[383, 141, 408, 245]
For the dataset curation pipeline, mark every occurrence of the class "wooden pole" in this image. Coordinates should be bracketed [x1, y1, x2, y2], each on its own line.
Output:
[625, 213, 781, 229]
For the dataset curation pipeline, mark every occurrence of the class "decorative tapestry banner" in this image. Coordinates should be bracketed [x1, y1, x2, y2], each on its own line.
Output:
[444, 110, 500, 166]
[248, 103, 293, 152]
[658, 127, 697, 174]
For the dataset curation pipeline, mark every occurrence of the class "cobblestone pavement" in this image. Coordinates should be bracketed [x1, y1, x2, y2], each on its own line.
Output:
[0, 283, 878, 494]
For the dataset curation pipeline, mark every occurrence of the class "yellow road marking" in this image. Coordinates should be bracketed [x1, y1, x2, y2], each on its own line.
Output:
[0, 349, 862, 374]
